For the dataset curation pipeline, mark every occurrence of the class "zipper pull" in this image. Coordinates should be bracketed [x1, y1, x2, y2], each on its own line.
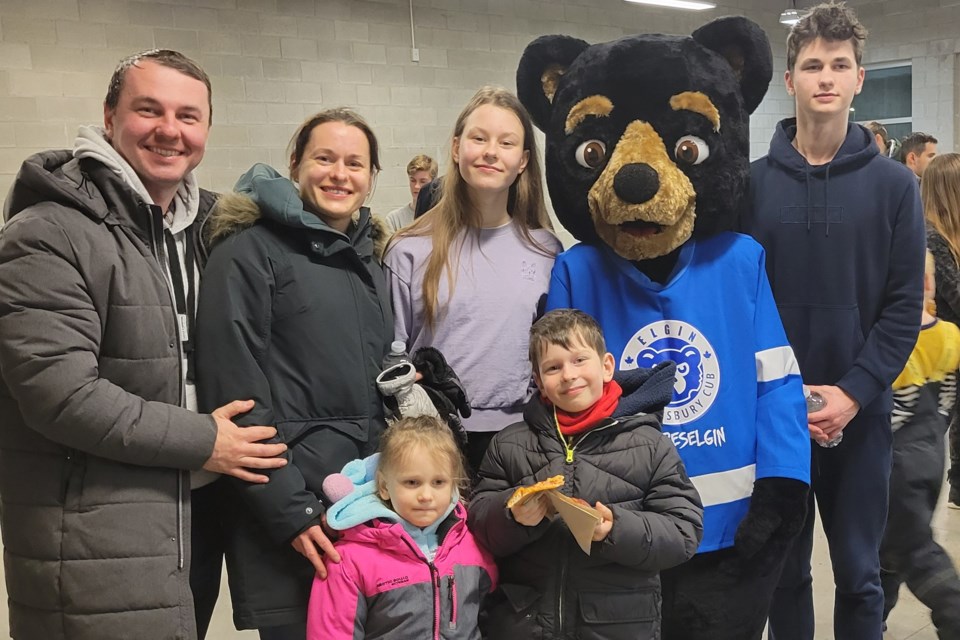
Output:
[430, 564, 441, 640]
[448, 575, 457, 630]
[554, 406, 575, 463]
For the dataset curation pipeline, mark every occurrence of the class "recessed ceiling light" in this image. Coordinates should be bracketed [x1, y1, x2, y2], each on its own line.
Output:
[779, 8, 802, 25]
[625, 0, 717, 11]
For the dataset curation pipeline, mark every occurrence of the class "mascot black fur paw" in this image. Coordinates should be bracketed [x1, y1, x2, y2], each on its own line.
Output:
[518, 17, 811, 640]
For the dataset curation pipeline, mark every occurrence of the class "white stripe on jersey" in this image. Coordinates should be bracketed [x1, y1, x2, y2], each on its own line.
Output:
[755, 346, 801, 383]
[690, 464, 757, 507]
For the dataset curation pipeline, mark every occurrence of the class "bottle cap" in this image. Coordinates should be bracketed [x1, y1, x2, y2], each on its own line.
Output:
[390, 340, 406, 355]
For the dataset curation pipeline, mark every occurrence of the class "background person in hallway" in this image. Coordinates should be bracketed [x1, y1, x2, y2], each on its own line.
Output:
[880, 249, 960, 640]
[865, 121, 891, 157]
[919, 152, 960, 511]
[383, 153, 437, 234]
[743, 4, 925, 639]
[0, 49, 287, 640]
[900, 131, 938, 180]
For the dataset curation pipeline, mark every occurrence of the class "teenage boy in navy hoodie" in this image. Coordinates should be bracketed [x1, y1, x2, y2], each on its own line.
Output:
[742, 3, 925, 639]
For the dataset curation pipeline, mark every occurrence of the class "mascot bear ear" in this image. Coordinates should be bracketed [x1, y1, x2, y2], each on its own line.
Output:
[691, 16, 773, 115]
[516, 35, 590, 131]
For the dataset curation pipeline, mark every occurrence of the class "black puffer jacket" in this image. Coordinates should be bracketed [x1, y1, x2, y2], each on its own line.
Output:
[194, 163, 393, 628]
[468, 364, 703, 640]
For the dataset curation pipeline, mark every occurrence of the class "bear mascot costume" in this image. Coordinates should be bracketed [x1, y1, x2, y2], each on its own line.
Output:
[517, 17, 812, 639]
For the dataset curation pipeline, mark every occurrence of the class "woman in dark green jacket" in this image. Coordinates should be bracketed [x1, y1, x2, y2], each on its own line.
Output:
[194, 108, 392, 640]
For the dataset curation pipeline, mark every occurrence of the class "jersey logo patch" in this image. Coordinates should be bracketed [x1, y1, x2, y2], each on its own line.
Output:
[621, 320, 720, 425]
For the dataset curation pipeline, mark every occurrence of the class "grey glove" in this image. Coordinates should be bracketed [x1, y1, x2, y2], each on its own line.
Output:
[376, 362, 440, 420]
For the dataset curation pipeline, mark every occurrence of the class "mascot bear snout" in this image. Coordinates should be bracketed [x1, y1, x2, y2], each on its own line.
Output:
[613, 163, 659, 204]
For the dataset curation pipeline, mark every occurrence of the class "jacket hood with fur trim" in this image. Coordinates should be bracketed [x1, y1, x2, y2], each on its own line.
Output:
[205, 163, 389, 260]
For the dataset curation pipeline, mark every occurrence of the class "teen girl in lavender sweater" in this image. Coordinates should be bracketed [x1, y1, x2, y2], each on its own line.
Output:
[383, 86, 561, 472]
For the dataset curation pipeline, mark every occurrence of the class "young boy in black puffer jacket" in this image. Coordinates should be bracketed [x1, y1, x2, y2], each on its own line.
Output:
[468, 309, 703, 640]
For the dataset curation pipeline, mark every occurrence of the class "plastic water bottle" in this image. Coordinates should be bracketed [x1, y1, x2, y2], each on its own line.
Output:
[806, 388, 842, 448]
[383, 340, 410, 370]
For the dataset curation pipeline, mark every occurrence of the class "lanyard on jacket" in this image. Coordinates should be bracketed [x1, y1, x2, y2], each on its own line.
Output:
[164, 229, 196, 383]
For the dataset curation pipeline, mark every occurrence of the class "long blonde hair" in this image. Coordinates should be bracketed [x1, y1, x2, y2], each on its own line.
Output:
[923, 153, 960, 268]
[386, 86, 554, 329]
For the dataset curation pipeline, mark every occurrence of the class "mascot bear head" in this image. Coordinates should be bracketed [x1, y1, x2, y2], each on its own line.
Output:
[517, 17, 772, 276]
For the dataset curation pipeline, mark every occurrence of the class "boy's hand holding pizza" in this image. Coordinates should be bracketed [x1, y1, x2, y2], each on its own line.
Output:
[507, 475, 564, 527]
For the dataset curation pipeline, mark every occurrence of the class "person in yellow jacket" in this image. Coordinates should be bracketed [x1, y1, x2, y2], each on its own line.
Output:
[880, 250, 960, 639]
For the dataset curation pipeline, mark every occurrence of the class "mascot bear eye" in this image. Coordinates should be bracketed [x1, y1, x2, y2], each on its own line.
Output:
[674, 136, 710, 166]
[575, 140, 607, 169]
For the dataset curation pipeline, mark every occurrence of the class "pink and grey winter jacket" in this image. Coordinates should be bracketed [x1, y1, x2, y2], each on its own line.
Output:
[307, 502, 497, 640]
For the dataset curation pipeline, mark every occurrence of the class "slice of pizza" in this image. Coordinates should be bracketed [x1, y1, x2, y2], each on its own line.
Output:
[506, 475, 565, 508]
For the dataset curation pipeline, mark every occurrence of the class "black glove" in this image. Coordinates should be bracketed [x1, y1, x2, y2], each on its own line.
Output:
[411, 346, 471, 449]
[727, 477, 808, 577]
[412, 347, 472, 418]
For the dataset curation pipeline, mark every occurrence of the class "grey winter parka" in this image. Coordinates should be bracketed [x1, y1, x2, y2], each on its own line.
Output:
[468, 364, 703, 640]
[0, 151, 219, 640]
[193, 163, 393, 629]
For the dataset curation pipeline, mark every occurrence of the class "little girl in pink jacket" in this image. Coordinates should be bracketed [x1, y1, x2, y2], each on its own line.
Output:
[308, 416, 497, 640]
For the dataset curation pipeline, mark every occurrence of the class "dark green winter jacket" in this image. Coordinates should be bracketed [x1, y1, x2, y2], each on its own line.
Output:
[194, 163, 393, 628]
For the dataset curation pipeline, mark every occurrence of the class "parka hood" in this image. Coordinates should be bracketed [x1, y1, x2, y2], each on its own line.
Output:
[205, 163, 388, 259]
[6, 142, 211, 239]
[324, 453, 459, 534]
[324, 453, 395, 531]
[73, 125, 201, 234]
[4, 150, 105, 223]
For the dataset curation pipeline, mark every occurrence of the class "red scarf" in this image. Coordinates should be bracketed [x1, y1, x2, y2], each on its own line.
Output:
[555, 380, 622, 436]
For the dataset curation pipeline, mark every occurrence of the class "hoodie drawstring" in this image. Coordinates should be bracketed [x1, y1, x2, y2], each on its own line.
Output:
[823, 164, 832, 237]
[804, 164, 833, 237]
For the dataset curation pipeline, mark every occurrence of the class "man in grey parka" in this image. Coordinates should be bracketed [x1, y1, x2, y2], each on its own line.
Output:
[0, 50, 287, 640]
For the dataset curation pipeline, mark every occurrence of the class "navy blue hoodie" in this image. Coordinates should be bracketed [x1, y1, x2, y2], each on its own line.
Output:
[744, 118, 924, 415]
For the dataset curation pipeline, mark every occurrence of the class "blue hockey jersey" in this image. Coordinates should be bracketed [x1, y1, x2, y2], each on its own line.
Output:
[546, 232, 810, 552]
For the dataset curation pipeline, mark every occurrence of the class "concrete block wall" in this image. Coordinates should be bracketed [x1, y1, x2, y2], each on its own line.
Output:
[0, 0, 957, 228]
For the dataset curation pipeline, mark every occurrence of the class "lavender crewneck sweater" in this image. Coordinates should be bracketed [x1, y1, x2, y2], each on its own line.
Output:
[384, 221, 561, 432]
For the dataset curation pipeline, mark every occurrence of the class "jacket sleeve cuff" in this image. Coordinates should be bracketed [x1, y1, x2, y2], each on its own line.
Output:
[291, 509, 326, 540]
[837, 365, 884, 410]
[151, 410, 218, 471]
[185, 414, 219, 470]
[281, 499, 326, 544]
